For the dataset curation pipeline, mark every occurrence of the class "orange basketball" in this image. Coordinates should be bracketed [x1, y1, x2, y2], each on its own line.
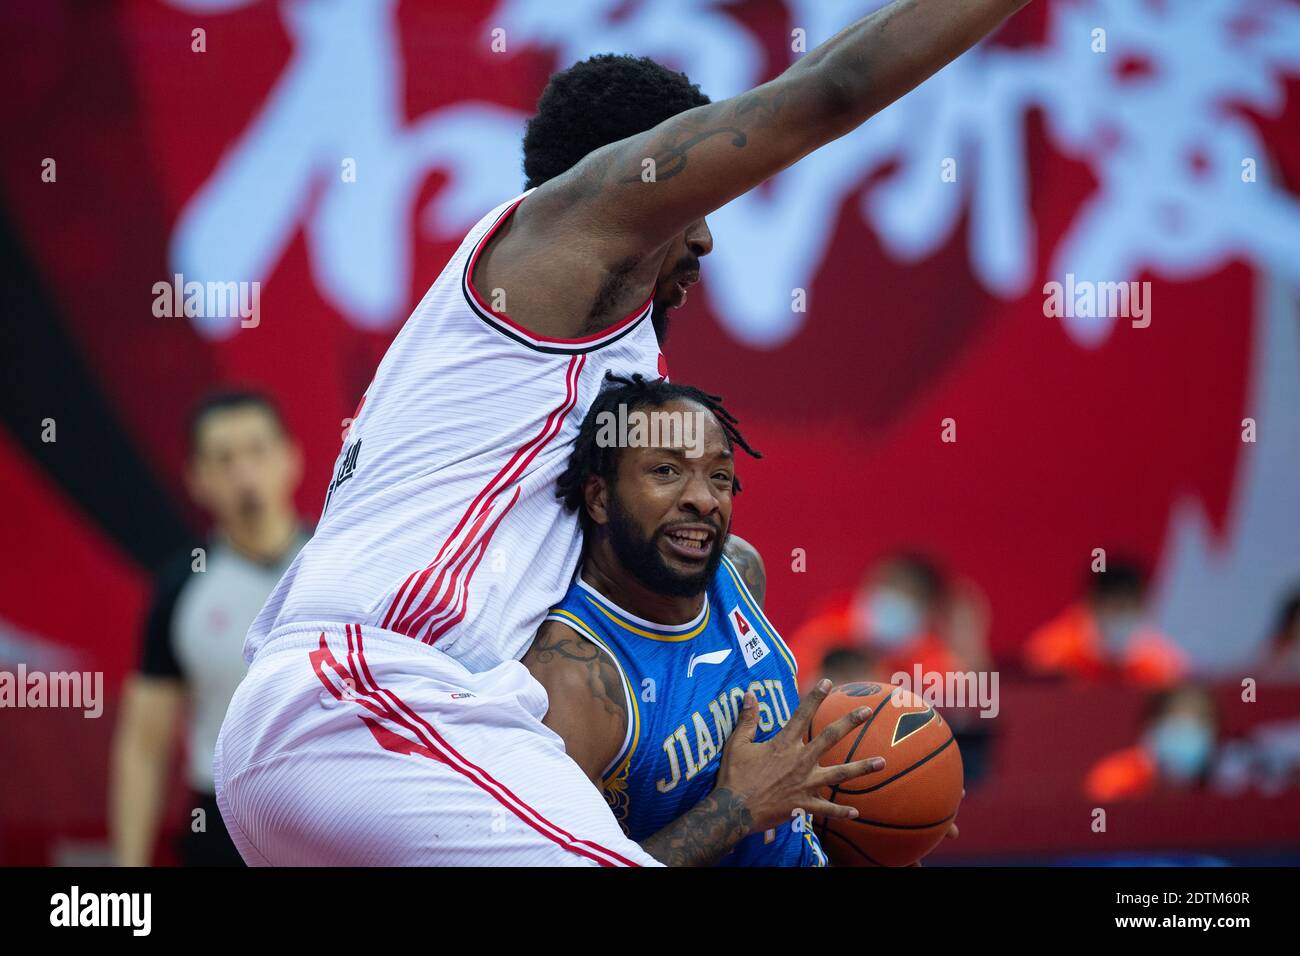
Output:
[808, 681, 964, 866]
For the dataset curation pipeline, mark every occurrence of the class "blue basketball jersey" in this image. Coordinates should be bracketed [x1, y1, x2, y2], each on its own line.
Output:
[545, 555, 826, 867]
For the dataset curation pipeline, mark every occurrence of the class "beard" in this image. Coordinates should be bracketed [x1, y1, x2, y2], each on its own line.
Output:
[605, 487, 722, 598]
[651, 298, 671, 345]
[651, 253, 698, 346]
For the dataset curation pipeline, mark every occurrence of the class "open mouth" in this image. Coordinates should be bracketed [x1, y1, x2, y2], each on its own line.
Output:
[662, 525, 715, 561]
[672, 272, 699, 306]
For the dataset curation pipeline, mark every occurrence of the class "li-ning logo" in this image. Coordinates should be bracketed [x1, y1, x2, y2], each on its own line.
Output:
[686, 648, 732, 678]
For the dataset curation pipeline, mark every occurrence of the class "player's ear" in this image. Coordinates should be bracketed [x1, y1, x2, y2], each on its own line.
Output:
[584, 475, 609, 527]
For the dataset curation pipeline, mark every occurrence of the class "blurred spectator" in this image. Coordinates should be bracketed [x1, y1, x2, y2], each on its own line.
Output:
[793, 552, 990, 688]
[1260, 586, 1300, 681]
[794, 554, 996, 787]
[1023, 560, 1185, 688]
[817, 647, 880, 687]
[1213, 715, 1300, 796]
[1085, 684, 1219, 802]
[109, 389, 307, 866]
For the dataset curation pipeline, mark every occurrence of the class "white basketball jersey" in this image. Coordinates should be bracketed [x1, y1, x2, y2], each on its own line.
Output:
[245, 190, 665, 672]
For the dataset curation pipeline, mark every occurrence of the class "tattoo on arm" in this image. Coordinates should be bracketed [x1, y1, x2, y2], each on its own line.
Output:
[615, 87, 793, 185]
[530, 627, 627, 722]
[641, 787, 753, 867]
[732, 87, 791, 127]
[726, 543, 767, 607]
[618, 126, 747, 184]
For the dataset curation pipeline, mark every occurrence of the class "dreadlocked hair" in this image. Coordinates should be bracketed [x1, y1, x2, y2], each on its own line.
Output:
[556, 372, 762, 525]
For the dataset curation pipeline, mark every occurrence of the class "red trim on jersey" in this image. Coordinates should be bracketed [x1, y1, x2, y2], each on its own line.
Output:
[422, 490, 521, 644]
[385, 354, 585, 640]
[388, 503, 494, 636]
[424, 536, 494, 644]
[397, 356, 577, 639]
[311, 631, 418, 741]
[408, 487, 520, 643]
[312, 626, 640, 867]
[388, 354, 581, 636]
[464, 194, 654, 346]
[351, 626, 641, 866]
[383, 353, 581, 631]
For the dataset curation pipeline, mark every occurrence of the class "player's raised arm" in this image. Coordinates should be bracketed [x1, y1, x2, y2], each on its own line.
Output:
[537, 0, 1032, 257]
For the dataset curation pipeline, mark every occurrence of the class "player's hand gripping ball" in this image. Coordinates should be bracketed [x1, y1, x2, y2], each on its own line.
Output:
[808, 682, 964, 866]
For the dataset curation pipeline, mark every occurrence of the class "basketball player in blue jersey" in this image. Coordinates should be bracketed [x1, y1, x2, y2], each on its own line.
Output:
[523, 374, 882, 865]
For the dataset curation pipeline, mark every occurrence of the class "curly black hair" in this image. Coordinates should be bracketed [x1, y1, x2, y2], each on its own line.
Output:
[522, 54, 711, 190]
[556, 372, 761, 529]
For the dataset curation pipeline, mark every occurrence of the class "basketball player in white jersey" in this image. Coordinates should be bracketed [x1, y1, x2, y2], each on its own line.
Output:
[216, 0, 1031, 865]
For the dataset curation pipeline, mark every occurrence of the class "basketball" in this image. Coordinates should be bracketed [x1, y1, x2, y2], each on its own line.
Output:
[809, 682, 964, 867]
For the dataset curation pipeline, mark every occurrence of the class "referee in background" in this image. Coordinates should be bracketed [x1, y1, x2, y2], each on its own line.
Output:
[110, 390, 307, 866]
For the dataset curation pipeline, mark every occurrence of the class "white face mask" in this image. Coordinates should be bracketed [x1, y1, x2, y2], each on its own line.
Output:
[1144, 716, 1214, 783]
[1098, 611, 1144, 654]
[856, 589, 923, 649]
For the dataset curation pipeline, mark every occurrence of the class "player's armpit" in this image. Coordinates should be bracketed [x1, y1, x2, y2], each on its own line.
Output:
[724, 534, 766, 608]
[520, 621, 628, 787]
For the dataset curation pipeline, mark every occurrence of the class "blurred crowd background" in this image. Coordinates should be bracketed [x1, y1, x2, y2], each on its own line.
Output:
[3, 0, 1299, 865]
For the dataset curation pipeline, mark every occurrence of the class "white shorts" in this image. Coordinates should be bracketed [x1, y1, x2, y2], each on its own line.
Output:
[213, 622, 660, 866]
